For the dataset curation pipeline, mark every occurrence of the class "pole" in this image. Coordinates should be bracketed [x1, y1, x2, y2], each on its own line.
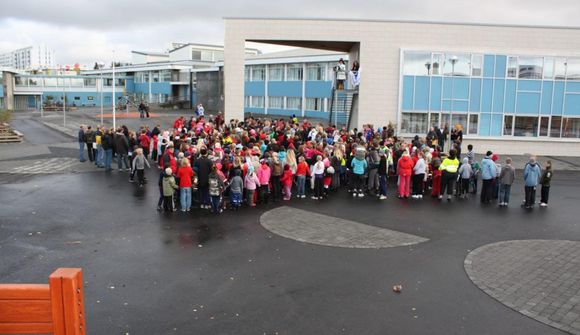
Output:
[100, 69, 103, 125]
[63, 80, 66, 127]
[40, 94, 44, 118]
[112, 51, 116, 130]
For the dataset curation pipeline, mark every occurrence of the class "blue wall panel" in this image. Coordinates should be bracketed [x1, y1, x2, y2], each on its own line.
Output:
[452, 100, 469, 112]
[491, 114, 503, 136]
[493, 79, 505, 113]
[443, 77, 452, 99]
[245, 82, 265, 96]
[494, 56, 507, 78]
[564, 94, 580, 115]
[245, 107, 265, 114]
[552, 81, 565, 115]
[482, 79, 493, 113]
[44, 91, 122, 107]
[516, 92, 540, 114]
[414, 76, 430, 110]
[442, 100, 451, 111]
[268, 81, 302, 97]
[470, 79, 481, 112]
[125, 78, 135, 92]
[541, 82, 553, 115]
[518, 80, 542, 92]
[484, 55, 495, 78]
[430, 77, 442, 111]
[305, 81, 332, 98]
[305, 111, 329, 119]
[504, 80, 517, 113]
[566, 82, 580, 93]
[453, 78, 469, 99]
[267, 108, 295, 117]
[479, 113, 491, 136]
[402, 76, 414, 110]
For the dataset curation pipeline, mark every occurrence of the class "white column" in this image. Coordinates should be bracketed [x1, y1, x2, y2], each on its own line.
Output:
[301, 63, 306, 117]
[223, 26, 246, 122]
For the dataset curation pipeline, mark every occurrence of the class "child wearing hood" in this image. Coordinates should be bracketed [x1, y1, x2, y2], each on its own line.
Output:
[162, 168, 178, 213]
[523, 156, 542, 209]
[229, 169, 244, 210]
[208, 165, 225, 214]
[498, 157, 515, 207]
[457, 157, 473, 199]
[244, 165, 260, 207]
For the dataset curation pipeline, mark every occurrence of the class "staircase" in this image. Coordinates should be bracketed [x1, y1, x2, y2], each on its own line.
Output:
[328, 89, 357, 130]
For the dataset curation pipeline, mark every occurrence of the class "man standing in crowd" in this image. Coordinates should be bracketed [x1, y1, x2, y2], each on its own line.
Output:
[480, 151, 496, 204]
[78, 125, 86, 162]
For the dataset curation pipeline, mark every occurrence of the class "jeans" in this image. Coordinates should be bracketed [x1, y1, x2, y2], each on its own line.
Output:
[78, 142, 85, 161]
[499, 183, 511, 204]
[297, 175, 306, 196]
[379, 175, 387, 196]
[440, 171, 456, 196]
[481, 179, 494, 203]
[117, 153, 129, 170]
[541, 185, 550, 204]
[180, 187, 192, 211]
[230, 192, 242, 208]
[314, 174, 323, 198]
[412, 174, 424, 195]
[367, 168, 379, 192]
[96, 145, 104, 167]
[198, 186, 210, 206]
[246, 189, 255, 206]
[354, 174, 365, 192]
[271, 176, 281, 201]
[211, 195, 221, 213]
[524, 186, 536, 207]
[104, 149, 113, 170]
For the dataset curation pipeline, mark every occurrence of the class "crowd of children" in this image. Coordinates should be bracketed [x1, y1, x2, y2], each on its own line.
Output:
[79, 113, 554, 214]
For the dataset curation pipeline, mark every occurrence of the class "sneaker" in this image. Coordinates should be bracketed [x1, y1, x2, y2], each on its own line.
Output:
[411, 195, 417, 199]
[438, 195, 443, 200]
[447, 195, 452, 201]
[379, 195, 387, 200]
[181, 209, 186, 212]
[311, 196, 318, 200]
[129, 179, 134, 183]
[358, 193, 364, 198]
[418, 195, 423, 199]
[353, 193, 357, 197]
[301, 195, 306, 199]
[540, 203, 548, 207]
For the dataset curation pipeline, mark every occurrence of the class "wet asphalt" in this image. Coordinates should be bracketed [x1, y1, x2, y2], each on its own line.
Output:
[1, 166, 579, 334]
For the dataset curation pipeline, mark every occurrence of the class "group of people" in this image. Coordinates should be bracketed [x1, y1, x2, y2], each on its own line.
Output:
[76, 112, 554, 214]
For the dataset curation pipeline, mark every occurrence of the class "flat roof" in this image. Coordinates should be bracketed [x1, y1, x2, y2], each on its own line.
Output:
[224, 17, 580, 31]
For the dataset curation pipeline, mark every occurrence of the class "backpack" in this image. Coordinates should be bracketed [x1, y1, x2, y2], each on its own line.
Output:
[209, 177, 221, 196]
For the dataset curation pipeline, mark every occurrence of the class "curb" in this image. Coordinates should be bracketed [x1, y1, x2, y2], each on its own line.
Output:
[40, 121, 76, 139]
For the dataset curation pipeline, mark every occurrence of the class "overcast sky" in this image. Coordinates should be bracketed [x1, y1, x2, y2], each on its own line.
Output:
[1, 0, 580, 66]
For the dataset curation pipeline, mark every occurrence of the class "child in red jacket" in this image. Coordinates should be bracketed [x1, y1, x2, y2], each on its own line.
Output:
[280, 164, 294, 201]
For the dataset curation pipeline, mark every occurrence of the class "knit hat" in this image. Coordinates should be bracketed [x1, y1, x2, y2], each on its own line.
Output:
[165, 168, 172, 175]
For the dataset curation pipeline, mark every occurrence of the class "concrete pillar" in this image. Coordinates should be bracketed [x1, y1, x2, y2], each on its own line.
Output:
[224, 28, 245, 123]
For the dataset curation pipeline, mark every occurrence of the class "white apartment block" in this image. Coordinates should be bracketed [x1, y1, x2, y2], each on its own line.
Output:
[0, 45, 56, 70]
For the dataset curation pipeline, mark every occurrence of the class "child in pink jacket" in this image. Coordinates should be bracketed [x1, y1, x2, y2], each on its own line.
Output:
[244, 166, 260, 207]
[257, 160, 271, 204]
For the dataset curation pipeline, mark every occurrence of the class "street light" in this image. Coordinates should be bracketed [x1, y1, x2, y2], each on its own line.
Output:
[448, 55, 458, 151]
[112, 50, 116, 130]
[97, 62, 105, 125]
[425, 62, 431, 75]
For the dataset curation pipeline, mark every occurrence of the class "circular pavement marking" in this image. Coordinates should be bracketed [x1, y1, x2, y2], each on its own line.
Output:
[465, 240, 580, 334]
[259, 206, 428, 249]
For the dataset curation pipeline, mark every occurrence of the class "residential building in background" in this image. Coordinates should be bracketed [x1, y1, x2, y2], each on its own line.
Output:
[0, 45, 56, 70]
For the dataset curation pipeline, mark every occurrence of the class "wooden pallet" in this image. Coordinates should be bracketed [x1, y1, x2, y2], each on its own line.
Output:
[0, 123, 23, 143]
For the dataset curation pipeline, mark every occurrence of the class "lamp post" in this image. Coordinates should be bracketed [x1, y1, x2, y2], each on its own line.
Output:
[112, 50, 116, 130]
[62, 77, 66, 127]
[425, 62, 431, 75]
[98, 62, 105, 125]
[449, 56, 458, 130]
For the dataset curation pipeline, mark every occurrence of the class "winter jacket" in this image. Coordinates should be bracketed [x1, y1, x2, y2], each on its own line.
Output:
[458, 158, 473, 179]
[524, 161, 541, 187]
[84, 130, 95, 144]
[295, 162, 310, 176]
[351, 158, 367, 175]
[499, 164, 515, 185]
[176, 166, 194, 188]
[114, 133, 129, 155]
[101, 133, 113, 150]
[540, 169, 553, 187]
[244, 172, 260, 190]
[413, 158, 427, 175]
[481, 157, 496, 180]
[257, 165, 271, 185]
[280, 169, 294, 187]
[230, 175, 244, 194]
[162, 175, 178, 196]
[208, 172, 225, 196]
[132, 155, 150, 171]
[440, 157, 460, 173]
[193, 156, 213, 187]
[397, 155, 414, 177]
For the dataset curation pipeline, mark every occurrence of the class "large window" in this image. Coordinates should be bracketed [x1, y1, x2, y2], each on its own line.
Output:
[514, 116, 538, 137]
[250, 96, 264, 108]
[305, 98, 323, 111]
[518, 57, 543, 79]
[504, 115, 514, 136]
[555, 58, 567, 80]
[306, 63, 326, 81]
[287, 64, 303, 81]
[251, 66, 265, 81]
[540, 117, 550, 137]
[468, 114, 479, 135]
[507, 56, 518, 78]
[244, 67, 251, 81]
[566, 58, 580, 80]
[286, 97, 301, 110]
[544, 57, 555, 80]
[401, 113, 428, 134]
[244, 96, 251, 107]
[268, 65, 284, 81]
[443, 54, 471, 76]
[152, 71, 159, 83]
[160, 70, 172, 82]
[550, 116, 562, 137]
[471, 55, 483, 77]
[404, 52, 431, 75]
[451, 114, 468, 132]
[562, 118, 580, 138]
[268, 96, 283, 109]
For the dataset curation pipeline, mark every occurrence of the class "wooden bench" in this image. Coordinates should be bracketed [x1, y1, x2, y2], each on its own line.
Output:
[0, 268, 86, 335]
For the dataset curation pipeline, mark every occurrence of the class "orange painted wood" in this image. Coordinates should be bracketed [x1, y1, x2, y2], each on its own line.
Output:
[0, 300, 52, 323]
[0, 322, 53, 333]
[0, 284, 50, 300]
[49, 268, 85, 335]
